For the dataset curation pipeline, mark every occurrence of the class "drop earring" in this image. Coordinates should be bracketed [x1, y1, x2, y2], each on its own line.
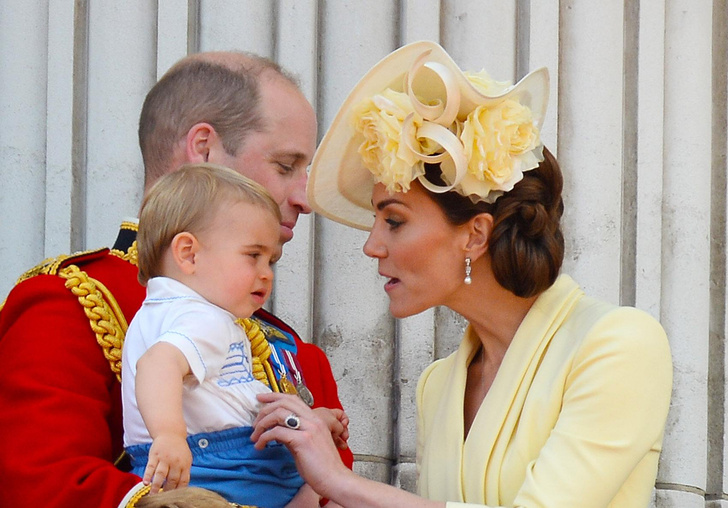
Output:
[464, 257, 472, 285]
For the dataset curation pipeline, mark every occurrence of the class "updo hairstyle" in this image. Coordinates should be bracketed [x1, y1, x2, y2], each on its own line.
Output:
[424, 147, 564, 298]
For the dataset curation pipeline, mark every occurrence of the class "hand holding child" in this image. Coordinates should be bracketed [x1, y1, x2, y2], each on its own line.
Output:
[312, 407, 350, 450]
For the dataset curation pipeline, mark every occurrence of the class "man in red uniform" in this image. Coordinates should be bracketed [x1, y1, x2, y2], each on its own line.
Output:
[0, 51, 352, 507]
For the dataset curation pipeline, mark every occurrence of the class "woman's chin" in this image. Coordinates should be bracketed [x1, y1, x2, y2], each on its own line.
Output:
[388, 301, 427, 319]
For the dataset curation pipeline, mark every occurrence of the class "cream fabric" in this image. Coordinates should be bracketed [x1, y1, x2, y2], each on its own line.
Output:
[416, 275, 672, 508]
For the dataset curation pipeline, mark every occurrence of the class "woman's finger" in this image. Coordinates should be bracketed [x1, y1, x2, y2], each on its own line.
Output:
[252, 423, 293, 450]
[254, 392, 310, 424]
[251, 405, 310, 441]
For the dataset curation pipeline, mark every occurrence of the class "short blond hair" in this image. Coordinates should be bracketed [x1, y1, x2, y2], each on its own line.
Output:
[137, 163, 281, 285]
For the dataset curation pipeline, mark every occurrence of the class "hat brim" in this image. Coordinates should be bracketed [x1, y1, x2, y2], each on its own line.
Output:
[308, 40, 549, 231]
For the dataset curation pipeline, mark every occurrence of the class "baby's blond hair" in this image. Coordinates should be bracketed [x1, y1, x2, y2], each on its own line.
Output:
[137, 162, 281, 285]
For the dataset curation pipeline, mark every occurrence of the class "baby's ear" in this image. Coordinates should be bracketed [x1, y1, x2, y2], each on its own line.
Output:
[170, 232, 199, 274]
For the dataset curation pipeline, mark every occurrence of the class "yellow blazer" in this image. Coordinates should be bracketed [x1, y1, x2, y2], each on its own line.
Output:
[416, 275, 672, 508]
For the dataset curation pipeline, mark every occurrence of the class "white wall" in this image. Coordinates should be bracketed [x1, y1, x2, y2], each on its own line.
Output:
[0, 1, 724, 504]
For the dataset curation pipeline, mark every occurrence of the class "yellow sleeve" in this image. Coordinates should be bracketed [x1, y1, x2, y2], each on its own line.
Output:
[511, 307, 673, 507]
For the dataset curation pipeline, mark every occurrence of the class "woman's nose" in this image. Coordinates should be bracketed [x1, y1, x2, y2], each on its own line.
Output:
[363, 230, 386, 259]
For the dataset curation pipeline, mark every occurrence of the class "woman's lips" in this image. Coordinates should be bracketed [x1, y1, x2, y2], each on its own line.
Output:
[383, 277, 400, 292]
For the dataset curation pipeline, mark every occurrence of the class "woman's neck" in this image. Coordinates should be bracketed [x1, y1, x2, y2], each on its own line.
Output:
[451, 272, 537, 362]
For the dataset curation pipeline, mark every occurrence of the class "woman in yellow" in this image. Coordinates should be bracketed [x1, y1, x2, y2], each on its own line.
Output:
[252, 41, 673, 508]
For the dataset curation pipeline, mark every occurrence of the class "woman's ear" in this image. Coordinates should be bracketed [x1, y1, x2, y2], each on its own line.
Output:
[170, 232, 199, 274]
[464, 213, 493, 262]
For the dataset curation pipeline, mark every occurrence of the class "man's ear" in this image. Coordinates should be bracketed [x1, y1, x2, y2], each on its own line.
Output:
[464, 213, 494, 262]
[186, 122, 223, 163]
[170, 232, 199, 274]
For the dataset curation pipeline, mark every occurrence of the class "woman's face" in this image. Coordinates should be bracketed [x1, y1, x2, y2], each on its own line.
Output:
[363, 182, 470, 318]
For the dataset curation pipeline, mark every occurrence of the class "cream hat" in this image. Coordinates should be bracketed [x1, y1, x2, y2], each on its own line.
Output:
[307, 40, 549, 231]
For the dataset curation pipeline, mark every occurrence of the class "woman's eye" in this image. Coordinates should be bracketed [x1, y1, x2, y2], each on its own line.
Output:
[277, 162, 294, 173]
[385, 218, 403, 229]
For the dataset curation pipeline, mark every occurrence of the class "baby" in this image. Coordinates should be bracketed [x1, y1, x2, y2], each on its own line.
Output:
[122, 163, 343, 507]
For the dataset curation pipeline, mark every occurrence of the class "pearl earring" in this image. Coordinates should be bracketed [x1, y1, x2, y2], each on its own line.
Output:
[464, 257, 472, 285]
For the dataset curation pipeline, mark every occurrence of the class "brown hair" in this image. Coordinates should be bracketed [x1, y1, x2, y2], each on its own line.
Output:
[136, 162, 281, 286]
[139, 52, 298, 185]
[423, 147, 564, 297]
[135, 486, 233, 508]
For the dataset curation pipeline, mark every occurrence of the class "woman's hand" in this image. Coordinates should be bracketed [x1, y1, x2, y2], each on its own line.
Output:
[312, 407, 350, 450]
[251, 392, 351, 497]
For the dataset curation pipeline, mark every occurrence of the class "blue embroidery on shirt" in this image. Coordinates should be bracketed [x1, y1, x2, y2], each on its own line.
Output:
[217, 341, 255, 386]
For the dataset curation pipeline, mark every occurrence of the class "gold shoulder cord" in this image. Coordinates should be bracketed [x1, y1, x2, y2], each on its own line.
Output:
[238, 317, 281, 393]
[2, 241, 274, 507]
[58, 264, 127, 382]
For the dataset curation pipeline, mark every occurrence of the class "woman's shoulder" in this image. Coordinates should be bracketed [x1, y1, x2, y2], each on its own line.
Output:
[536, 277, 671, 382]
[568, 292, 667, 346]
[561, 293, 672, 383]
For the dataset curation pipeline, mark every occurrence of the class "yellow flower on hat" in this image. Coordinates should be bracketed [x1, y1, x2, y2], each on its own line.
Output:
[459, 98, 541, 200]
[351, 52, 544, 203]
[354, 89, 440, 194]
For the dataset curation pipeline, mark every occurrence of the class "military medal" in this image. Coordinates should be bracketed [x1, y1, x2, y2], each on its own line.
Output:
[278, 373, 298, 395]
[295, 382, 315, 407]
[268, 343, 300, 396]
[284, 350, 315, 407]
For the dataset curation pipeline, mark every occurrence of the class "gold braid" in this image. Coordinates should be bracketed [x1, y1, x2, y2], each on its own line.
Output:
[110, 240, 139, 266]
[124, 485, 150, 507]
[58, 264, 128, 382]
[237, 318, 280, 393]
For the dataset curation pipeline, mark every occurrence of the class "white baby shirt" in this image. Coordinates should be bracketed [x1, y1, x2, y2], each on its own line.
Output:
[122, 277, 270, 446]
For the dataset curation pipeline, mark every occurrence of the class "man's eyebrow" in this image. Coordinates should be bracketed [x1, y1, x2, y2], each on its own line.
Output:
[275, 150, 310, 163]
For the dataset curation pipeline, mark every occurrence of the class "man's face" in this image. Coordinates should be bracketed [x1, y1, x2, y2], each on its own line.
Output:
[212, 77, 317, 244]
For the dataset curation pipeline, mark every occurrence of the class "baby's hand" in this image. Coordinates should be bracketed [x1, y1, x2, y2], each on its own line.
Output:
[143, 434, 192, 494]
[312, 407, 350, 450]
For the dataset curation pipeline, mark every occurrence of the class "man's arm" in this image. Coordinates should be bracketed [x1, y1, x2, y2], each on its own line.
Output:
[0, 274, 141, 507]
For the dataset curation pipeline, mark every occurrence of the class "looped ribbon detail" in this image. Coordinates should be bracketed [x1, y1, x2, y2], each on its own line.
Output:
[401, 50, 469, 194]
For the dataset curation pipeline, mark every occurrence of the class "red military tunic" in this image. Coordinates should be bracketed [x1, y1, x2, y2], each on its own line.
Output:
[0, 223, 352, 507]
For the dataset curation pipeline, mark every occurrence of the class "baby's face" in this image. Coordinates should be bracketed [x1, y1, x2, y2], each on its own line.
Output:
[189, 201, 280, 318]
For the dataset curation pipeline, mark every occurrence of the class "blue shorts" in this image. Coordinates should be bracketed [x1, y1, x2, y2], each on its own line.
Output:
[126, 426, 303, 507]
